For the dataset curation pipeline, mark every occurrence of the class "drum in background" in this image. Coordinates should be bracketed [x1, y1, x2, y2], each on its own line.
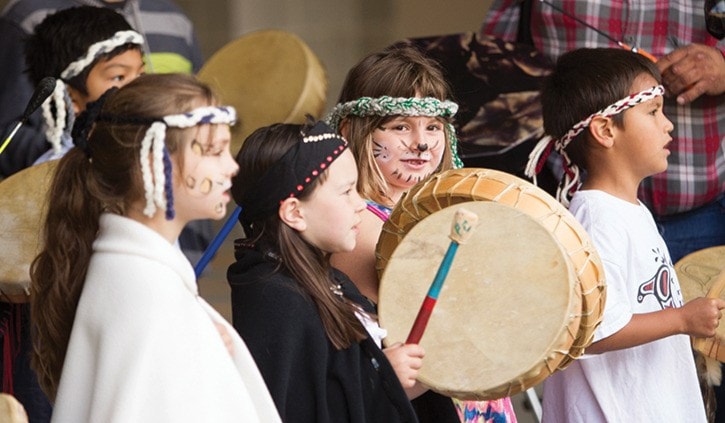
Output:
[376, 168, 606, 399]
[676, 246, 725, 361]
[197, 29, 327, 154]
[0, 160, 57, 303]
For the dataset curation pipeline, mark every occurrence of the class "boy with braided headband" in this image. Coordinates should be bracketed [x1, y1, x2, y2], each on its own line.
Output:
[30, 74, 280, 422]
[327, 46, 517, 423]
[525, 47, 725, 422]
[24, 6, 145, 164]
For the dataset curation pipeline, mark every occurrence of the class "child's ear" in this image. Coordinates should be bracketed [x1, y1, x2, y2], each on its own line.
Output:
[278, 197, 306, 231]
[65, 86, 85, 115]
[588, 115, 615, 148]
[339, 119, 350, 139]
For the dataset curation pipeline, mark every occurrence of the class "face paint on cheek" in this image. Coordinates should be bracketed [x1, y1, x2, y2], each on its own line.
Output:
[185, 175, 197, 189]
[398, 138, 414, 153]
[199, 178, 213, 195]
[373, 140, 392, 162]
[214, 202, 224, 214]
[190, 140, 204, 156]
[429, 140, 445, 165]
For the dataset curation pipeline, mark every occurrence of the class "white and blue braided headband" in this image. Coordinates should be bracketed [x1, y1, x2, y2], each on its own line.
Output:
[61, 30, 144, 80]
[140, 106, 237, 218]
[324, 96, 463, 168]
[41, 31, 144, 154]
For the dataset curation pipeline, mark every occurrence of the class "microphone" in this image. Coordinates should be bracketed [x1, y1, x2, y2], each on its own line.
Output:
[0, 76, 57, 154]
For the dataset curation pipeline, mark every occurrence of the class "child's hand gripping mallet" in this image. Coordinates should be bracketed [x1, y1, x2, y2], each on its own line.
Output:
[406, 207, 479, 344]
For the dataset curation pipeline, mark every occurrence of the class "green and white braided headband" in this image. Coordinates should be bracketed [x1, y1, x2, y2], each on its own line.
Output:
[324, 96, 463, 169]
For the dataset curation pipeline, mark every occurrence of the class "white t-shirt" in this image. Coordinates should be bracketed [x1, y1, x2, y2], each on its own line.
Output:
[542, 190, 706, 423]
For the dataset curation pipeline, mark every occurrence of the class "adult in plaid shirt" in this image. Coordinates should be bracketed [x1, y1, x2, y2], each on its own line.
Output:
[482, 0, 725, 265]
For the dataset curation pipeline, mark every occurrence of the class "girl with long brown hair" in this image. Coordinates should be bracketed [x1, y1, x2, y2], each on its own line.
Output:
[228, 120, 420, 422]
[30, 73, 280, 422]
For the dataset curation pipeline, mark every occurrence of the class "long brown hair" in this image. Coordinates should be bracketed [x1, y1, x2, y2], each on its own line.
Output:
[30, 73, 217, 400]
[231, 122, 367, 350]
[337, 46, 455, 206]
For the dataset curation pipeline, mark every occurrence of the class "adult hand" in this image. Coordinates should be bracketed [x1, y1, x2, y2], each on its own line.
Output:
[657, 43, 725, 104]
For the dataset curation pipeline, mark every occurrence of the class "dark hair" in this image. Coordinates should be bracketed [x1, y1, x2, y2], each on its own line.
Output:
[337, 45, 455, 205]
[541, 48, 661, 169]
[232, 121, 367, 350]
[30, 74, 218, 400]
[25, 6, 140, 94]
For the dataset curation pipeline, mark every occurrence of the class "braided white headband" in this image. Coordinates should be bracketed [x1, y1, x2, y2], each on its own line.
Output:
[40, 79, 71, 154]
[40, 31, 143, 154]
[324, 96, 463, 168]
[61, 30, 144, 80]
[524, 85, 666, 206]
[140, 106, 237, 218]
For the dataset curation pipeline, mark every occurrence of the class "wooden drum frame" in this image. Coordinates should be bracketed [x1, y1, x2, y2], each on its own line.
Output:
[376, 168, 606, 400]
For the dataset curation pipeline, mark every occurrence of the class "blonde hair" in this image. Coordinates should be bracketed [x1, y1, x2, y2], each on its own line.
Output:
[337, 46, 455, 206]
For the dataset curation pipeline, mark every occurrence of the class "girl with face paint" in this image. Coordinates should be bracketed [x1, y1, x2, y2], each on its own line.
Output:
[30, 74, 280, 422]
[326, 46, 518, 423]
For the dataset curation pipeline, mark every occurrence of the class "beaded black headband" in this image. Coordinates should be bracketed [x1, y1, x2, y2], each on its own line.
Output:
[239, 121, 348, 225]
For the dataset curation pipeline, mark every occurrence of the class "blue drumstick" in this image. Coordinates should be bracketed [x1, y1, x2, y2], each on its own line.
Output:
[194, 205, 241, 278]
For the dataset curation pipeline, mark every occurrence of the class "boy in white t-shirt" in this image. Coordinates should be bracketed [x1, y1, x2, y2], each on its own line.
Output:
[525, 47, 725, 422]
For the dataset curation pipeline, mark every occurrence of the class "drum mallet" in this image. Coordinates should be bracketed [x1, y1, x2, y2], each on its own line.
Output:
[0, 77, 57, 154]
[406, 207, 478, 344]
[194, 205, 241, 278]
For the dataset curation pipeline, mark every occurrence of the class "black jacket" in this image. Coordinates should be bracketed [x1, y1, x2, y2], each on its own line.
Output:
[227, 249, 418, 423]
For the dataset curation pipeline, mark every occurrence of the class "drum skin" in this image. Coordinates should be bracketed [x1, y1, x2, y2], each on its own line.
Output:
[676, 246, 725, 362]
[0, 160, 57, 303]
[376, 168, 606, 399]
[197, 29, 327, 155]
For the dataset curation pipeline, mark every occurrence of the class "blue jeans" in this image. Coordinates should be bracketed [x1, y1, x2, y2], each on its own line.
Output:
[655, 196, 725, 264]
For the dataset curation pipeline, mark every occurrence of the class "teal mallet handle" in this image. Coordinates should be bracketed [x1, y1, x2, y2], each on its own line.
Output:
[406, 208, 478, 344]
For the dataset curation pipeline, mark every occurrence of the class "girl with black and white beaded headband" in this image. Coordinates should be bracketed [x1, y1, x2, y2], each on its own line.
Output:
[30, 74, 281, 423]
[228, 119, 420, 422]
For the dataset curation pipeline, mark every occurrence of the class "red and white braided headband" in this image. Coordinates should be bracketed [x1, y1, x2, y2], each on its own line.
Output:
[524, 85, 665, 205]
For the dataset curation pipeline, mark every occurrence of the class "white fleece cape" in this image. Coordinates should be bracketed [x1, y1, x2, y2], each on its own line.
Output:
[51, 213, 280, 423]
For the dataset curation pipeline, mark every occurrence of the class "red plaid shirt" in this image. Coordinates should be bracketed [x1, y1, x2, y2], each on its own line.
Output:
[482, 0, 725, 216]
